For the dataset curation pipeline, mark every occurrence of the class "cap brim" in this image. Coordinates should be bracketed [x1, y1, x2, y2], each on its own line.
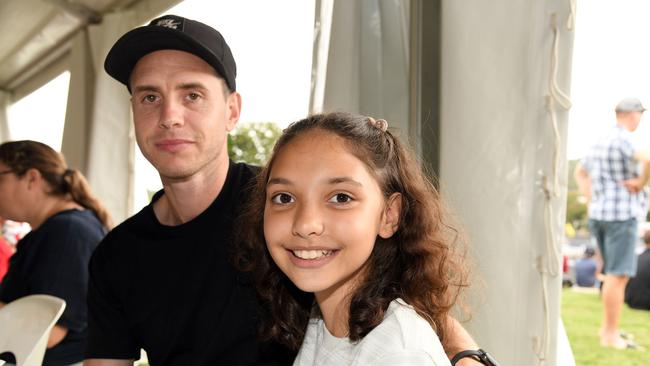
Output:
[104, 26, 229, 91]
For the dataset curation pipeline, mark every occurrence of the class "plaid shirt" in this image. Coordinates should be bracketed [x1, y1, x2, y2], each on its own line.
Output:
[582, 125, 647, 221]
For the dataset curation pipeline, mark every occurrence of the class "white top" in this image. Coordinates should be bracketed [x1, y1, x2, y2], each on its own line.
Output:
[293, 298, 451, 366]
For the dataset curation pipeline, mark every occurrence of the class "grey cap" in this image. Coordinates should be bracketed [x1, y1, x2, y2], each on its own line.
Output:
[615, 97, 646, 113]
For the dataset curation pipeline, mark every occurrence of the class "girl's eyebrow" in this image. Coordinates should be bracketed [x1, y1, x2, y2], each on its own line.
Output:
[328, 177, 362, 186]
[266, 177, 363, 187]
[267, 177, 292, 187]
[267, 176, 363, 187]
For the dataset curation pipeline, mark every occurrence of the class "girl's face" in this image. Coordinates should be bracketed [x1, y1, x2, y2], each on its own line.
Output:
[264, 130, 399, 305]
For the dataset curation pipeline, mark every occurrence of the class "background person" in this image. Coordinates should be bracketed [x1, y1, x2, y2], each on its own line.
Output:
[575, 246, 598, 287]
[625, 230, 650, 310]
[0, 140, 112, 366]
[574, 97, 650, 349]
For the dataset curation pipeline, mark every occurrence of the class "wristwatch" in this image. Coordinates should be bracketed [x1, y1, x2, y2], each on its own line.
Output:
[450, 349, 500, 366]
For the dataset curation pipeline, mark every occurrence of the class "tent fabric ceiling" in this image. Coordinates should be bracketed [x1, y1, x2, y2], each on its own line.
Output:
[0, 0, 138, 91]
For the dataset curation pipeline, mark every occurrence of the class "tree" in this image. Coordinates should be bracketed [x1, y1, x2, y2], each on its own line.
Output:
[228, 122, 282, 166]
[566, 159, 589, 232]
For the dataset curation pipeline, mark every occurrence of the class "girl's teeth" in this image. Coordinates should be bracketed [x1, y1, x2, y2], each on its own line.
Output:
[293, 250, 332, 259]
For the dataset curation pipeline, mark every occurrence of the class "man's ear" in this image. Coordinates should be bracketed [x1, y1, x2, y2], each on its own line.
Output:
[225, 91, 242, 132]
[379, 192, 402, 239]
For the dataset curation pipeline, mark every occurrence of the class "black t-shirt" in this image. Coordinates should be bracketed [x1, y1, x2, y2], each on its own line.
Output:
[625, 249, 650, 310]
[0, 209, 106, 366]
[85, 161, 292, 365]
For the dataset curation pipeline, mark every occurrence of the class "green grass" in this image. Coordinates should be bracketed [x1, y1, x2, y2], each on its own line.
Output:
[561, 288, 650, 365]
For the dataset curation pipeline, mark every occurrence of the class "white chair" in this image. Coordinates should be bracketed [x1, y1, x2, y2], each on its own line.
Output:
[0, 295, 66, 366]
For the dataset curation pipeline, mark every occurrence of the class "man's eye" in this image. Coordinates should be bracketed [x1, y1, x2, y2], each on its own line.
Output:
[143, 95, 158, 103]
[187, 93, 200, 101]
[271, 193, 294, 204]
[329, 193, 352, 203]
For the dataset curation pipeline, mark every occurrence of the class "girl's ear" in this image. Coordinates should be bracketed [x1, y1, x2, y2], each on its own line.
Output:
[379, 192, 402, 239]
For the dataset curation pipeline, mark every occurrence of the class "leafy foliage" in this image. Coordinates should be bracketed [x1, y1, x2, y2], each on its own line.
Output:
[228, 122, 282, 166]
[566, 159, 589, 231]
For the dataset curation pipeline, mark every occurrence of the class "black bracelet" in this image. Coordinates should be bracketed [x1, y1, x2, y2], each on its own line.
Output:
[450, 349, 500, 366]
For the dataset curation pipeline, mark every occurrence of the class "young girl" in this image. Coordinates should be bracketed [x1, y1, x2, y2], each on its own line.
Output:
[237, 112, 469, 365]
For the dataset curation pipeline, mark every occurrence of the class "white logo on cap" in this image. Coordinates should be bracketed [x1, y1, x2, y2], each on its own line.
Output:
[156, 19, 180, 29]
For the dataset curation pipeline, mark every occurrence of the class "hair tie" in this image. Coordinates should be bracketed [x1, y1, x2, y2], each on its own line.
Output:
[368, 117, 389, 132]
[63, 169, 74, 178]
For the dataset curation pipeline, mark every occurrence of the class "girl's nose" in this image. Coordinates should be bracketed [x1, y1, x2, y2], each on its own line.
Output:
[291, 202, 324, 238]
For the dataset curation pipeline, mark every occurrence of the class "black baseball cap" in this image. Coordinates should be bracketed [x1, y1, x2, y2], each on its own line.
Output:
[104, 14, 236, 92]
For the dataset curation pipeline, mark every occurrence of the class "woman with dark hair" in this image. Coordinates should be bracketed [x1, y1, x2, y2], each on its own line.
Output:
[237, 112, 472, 365]
[0, 140, 112, 366]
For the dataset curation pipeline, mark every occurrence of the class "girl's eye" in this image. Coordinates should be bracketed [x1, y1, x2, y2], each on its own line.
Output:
[271, 193, 294, 204]
[329, 193, 352, 204]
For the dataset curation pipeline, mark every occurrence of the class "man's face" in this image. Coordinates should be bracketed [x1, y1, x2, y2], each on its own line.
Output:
[631, 111, 644, 131]
[129, 50, 241, 181]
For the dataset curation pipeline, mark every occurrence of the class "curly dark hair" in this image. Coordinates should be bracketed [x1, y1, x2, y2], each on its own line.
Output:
[235, 112, 468, 350]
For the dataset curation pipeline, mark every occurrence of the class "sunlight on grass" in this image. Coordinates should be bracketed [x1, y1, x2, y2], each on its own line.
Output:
[561, 288, 650, 366]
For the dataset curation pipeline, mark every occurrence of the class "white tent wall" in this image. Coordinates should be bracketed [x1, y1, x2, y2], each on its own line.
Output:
[59, 12, 140, 225]
[311, 0, 411, 134]
[0, 91, 10, 141]
[62, 28, 96, 173]
[313, 0, 575, 365]
[440, 1, 574, 365]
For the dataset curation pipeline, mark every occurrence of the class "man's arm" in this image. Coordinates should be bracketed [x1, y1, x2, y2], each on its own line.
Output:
[622, 151, 650, 193]
[83, 359, 133, 366]
[634, 149, 650, 163]
[573, 163, 591, 202]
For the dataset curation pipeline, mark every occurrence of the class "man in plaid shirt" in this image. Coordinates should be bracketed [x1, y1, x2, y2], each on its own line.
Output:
[575, 97, 650, 349]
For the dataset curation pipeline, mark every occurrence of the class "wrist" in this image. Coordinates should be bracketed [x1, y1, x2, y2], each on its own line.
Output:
[451, 349, 500, 366]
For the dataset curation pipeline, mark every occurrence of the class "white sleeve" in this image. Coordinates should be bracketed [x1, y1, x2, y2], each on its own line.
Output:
[375, 349, 451, 366]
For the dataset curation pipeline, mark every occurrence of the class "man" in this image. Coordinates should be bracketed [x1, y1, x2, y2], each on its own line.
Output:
[625, 229, 650, 310]
[84, 15, 492, 366]
[574, 97, 650, 349]
[574, 246, 598, 287]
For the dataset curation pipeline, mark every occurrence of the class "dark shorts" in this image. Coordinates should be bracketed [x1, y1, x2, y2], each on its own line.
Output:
[588, 218, 638, 277]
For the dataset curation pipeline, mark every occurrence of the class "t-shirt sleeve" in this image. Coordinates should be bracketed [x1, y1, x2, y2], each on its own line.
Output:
[85, 239, 140, 360]
[376, 350, 446, 365]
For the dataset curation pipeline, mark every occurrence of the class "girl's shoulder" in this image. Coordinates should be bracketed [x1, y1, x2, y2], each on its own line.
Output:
[367, 298, 450, 364]
[381, 298, 438, 343]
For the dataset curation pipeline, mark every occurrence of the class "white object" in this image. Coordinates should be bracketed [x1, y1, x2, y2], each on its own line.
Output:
[0, 294, 66, 366]
[293, 298, 450, 365]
